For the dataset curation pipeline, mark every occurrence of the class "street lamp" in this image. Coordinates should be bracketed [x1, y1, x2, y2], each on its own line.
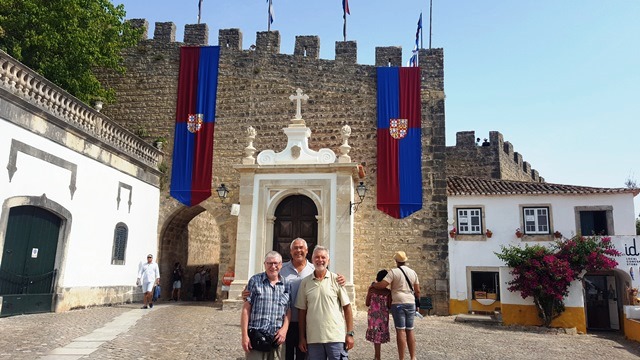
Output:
[350, 182, 367, 214]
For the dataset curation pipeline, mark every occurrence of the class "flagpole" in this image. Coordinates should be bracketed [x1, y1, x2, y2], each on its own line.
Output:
[343, 9, 347, 41]
[268, 0, 272, 31]
[420, 12, 424, 50]
[429, 0, 433, 49]
[197, 0, 203, 24]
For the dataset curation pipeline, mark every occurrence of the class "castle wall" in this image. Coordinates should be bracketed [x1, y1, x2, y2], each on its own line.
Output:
[446, 130, 544, 183]
[99, 21, 449, 313]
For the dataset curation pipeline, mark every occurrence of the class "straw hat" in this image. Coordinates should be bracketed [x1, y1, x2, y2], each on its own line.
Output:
[393, 251, 408, 262]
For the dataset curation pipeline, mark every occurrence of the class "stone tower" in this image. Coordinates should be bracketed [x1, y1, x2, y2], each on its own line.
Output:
[98, 20, 449, 313]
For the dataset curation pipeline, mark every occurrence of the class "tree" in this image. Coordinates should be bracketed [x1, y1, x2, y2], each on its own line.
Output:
[636, 217, 640, 235]
[0, 0, 141, 103]
[496, 236, 620, 327]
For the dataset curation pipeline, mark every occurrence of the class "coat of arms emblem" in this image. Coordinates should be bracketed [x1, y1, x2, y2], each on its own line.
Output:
[389, 118, 408, 139]
[187, 114, 204, 133]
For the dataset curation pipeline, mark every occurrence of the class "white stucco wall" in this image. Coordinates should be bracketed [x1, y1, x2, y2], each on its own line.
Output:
[448, 193, 637, 306]
[1, 117, 160, 289]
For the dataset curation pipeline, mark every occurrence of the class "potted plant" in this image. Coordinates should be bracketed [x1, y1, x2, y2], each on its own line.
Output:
[449, 227, 457, 239]
[485, 229, 493, 238]
[515, 228, 523, 238]
[554, 230, 563, 239]
[153, 136, 167, 150]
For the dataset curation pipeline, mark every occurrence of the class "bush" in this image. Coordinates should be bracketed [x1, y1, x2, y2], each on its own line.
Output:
[496, 236, 620, 327]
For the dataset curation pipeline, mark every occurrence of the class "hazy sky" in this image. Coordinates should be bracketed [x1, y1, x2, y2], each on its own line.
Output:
[113, 0, 640, 217]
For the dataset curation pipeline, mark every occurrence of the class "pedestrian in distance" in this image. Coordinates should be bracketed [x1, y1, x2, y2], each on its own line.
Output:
[296, 245, 354, 360]
[137, 254, 160, 309]
[241, 251, 291, 360]
[372, 251, 420, 360]
[366, 269, 392, 360]
[171, 262, 183, 301]
[193, 266, 202, 301]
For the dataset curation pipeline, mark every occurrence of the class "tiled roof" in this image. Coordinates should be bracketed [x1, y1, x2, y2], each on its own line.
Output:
[447, 176, 640, 197]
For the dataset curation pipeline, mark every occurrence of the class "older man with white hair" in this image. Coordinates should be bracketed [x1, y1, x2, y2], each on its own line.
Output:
[296, 245, 354, 360]
[241, 251, 291, 360]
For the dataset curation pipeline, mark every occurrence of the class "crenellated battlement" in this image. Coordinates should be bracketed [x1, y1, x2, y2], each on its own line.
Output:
[125, 19, 443, 70]
[100, 18, 449, 314]
[446, 130, 544, 183]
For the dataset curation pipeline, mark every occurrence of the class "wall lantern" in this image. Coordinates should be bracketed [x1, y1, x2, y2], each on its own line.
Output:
[216, 184, 229, 202]
[350, 181, 367, 214]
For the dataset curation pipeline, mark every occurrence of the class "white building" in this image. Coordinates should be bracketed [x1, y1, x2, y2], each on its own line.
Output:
[447, 175, 639, 335]
[0, 51, 163, 315]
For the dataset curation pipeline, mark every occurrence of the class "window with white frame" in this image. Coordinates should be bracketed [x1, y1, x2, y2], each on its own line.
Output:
[523, 207, 550, 234]
[457, 208, 482, 234]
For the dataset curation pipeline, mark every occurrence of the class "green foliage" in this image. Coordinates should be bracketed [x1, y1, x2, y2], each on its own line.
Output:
[0, 0, 141, 103]
[496, 236, 620, 327]
[636, 218, 640, 235]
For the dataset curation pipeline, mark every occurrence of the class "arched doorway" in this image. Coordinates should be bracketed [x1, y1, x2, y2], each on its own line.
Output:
[273, 195, 318, 262]
[584, 269, 628, 331]
[1, 206, 61, 316]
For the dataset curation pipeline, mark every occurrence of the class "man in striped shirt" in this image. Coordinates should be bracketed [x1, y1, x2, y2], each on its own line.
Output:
[241, 251, 291, 360]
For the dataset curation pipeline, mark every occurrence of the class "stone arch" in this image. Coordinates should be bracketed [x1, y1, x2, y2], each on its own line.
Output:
[158, 204, 236, 301]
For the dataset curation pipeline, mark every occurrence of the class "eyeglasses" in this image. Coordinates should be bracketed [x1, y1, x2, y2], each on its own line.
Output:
[265, 262, 281, 267]
[147, 256, 152, 259]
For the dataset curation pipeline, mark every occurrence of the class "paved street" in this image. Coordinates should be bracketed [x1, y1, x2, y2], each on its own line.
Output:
[1, 301, 640, 359]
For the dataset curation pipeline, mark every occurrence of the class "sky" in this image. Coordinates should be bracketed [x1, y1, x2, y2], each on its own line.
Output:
[112, 0, 640, 217]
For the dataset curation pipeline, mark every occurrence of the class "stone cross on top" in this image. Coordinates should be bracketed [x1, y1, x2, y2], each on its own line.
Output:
[289, 88, 309, 121]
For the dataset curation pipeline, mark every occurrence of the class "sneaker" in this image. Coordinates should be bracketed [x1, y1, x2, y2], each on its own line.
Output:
[141, 306, 148, 309]
[149, 303, 153, 308]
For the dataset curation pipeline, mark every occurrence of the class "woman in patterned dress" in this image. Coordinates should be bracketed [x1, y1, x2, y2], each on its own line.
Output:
[366, 270, 392, 360]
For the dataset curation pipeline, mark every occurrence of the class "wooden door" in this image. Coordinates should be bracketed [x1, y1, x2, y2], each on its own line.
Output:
[273, 195, 318, 262]
[1, 206, 61, 316]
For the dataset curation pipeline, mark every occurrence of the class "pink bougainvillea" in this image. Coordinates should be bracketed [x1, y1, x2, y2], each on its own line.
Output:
[496, 236, 620, 327]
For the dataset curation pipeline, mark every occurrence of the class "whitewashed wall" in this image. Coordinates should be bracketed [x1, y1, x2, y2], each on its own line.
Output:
[0, 118, 160, 288]
[448, 193, 637, 305]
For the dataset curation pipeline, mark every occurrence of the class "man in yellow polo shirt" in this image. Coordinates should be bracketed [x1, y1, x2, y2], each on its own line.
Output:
[296, 245, 354, 359]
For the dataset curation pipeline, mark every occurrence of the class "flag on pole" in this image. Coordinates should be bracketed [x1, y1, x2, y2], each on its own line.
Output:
[170, 46, 220, 207]
[408, 13, 422, 67]
[415, 12, 422, 47]
[376, 67, 422, 219]
[342, 0, 350, 41]
[343, 0, 350, 15]
[268, 0, 274, 24]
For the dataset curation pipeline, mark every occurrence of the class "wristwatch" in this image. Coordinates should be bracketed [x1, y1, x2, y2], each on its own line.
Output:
[346, 331, 355, 337]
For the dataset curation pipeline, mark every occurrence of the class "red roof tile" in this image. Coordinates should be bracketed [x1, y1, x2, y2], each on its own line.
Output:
[447, 176, 640, 197]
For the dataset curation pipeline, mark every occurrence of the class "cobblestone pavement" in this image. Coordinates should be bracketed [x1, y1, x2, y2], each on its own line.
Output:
[1, 301, 640, 359]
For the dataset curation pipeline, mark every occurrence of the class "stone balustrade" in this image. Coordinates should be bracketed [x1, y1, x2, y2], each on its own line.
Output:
[0, 50, 161, 168]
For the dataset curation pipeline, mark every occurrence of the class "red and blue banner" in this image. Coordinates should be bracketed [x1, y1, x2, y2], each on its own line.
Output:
[170, 46, 220, 207]
[376, 67, 422, 219]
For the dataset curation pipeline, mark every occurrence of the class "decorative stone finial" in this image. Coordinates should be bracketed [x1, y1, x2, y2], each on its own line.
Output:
[338, 124, 352, 163]
[243, 126, 257, 165]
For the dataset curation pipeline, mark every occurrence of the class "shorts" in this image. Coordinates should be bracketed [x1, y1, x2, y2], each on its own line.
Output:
[391, 303, 416, 330]
[307, 342, 348, 360]
[142, 281, 154, 293]
[173, 280, 182, 289]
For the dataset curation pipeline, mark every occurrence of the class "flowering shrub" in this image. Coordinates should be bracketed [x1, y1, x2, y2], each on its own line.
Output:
[496, 236, 620, 327]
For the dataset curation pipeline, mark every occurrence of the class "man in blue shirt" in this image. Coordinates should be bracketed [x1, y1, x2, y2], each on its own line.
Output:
[245, 238, 346, 360]
[241, 251, 291, 360]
